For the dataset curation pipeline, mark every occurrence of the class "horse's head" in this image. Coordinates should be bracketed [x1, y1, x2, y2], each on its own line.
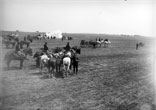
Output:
[33, 52, 41, 58]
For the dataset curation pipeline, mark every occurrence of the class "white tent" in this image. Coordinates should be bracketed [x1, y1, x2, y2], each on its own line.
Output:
[45, 30, 62, 39]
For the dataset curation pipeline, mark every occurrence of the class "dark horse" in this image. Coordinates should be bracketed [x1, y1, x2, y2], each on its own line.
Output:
[33, 51, 44, 67]
[2, 40, 16, 49]
[4, 47, 33, 69]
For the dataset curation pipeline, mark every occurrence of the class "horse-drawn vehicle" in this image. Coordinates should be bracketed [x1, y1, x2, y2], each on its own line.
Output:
[80, 39, 111, 48]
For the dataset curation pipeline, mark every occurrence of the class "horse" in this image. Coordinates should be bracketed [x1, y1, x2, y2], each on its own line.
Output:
[39, 54, 57, 78]
[33, 51, 44, 67]
[27, 38, 33, 43]
[72, 46, 81, 54]
[80, 40, 86, 48]
[62, 49, 80, 77]
[4, 47, 33, 69]
[52, 51, 64, 73]
[53, 47, 65, 53]
[63, 57, 71, 77]
[103, 39, 111, 48]
[48, 56, 57, 78]
[136, 42, 144, 50]
[2, 40, 16, 49]
[89, 40, 98, 48]
[96, 40, 104, 47]
[39, 54, 50, 75]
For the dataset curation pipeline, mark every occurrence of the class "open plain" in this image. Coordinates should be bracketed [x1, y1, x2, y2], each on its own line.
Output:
[0, 33, 155, 110]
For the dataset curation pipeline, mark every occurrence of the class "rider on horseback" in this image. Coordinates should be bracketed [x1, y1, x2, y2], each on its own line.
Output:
[64, 42, 71, 57]
[24, 37, 26, 41]
[43, 42, 50, 56]
[15, 40, 23, 57]
[66, 42, 71, 51]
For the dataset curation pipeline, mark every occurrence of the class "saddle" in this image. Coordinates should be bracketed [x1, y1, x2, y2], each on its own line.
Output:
[13, 51, 25, 58]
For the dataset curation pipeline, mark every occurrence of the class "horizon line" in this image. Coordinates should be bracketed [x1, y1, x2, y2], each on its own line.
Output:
[1, 30, 151, 37]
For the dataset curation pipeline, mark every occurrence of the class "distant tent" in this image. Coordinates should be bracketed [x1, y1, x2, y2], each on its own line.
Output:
[45, 30, 62, 39]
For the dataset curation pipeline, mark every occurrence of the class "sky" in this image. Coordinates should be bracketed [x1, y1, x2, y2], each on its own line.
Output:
[0, 0, 155, 36]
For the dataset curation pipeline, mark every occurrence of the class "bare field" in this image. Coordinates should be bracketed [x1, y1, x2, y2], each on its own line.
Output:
[0, 34, 155, 110]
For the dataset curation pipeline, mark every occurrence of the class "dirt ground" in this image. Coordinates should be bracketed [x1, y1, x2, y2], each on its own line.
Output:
[0, 35, 155, 110]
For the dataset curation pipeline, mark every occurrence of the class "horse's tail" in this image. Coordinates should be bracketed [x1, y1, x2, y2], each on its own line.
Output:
[4, 54, 8, 61]
[4, 52, 11, 63]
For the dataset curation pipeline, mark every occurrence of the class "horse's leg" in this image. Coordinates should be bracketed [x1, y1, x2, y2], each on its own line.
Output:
[67, 64, 70, 77]
[20, 60, 24, 69]
[12, 43, 14, 48]
[56, 64, 58, 73]
[51, 69, 53, 78]
[63, 65, 66, 78]
[6, 44, 9, 48]
[53, 66, 55, 78]
[40, 64, 43, 75]
[69, 63, 72, 70]
[73, 64, 75, 74]
[48, 66, 52, 78]
[76, 62, 78, 74]
[59, 64, 61, 72]
[6, 60, 11, 69]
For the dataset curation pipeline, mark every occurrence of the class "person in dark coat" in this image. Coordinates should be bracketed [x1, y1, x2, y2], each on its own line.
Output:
[66, 42, 71, 51]
[15, 41, 20, 52]
[24, 37, 26, 41]
[15, 41, 23, 57]
[73, 53, 79, 74]
[99, 38, 101, 41]
[43, 42, 49, 53]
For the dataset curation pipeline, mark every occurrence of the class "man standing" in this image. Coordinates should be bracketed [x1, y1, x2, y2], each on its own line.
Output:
[73, 53, 79, 74]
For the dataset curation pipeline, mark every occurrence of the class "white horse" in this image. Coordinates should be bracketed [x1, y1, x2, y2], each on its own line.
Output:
[63, 57, 71, 77]
[62, 51, 72, 77]
[39, 54, 50, 74]
[104, 40, 111, 47]
[96, 39, 104, 47]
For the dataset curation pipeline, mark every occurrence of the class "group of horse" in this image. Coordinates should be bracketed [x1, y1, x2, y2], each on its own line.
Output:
[4, 47, 33, 69]
[2, 35, 18, 49]
[33, 46, 81, 78]
[80, 38, 111, 48]
[4, 44, 81, 78]
[2, 34, 33, 49]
